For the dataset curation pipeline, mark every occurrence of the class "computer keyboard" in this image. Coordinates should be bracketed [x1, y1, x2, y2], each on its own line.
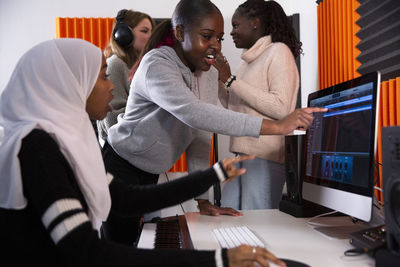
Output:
[212, 226, 265, 248]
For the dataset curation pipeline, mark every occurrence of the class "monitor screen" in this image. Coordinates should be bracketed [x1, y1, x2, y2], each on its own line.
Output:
[302, 72, 380, 222]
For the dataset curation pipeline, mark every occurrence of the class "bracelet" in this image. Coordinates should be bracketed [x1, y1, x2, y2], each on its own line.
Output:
[224, 75, 236, 89]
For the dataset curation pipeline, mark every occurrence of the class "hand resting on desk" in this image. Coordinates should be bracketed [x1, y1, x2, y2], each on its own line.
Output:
[268, 258, 310, 267]
[197, 199, 242, 216]
[227, 245, 286, 267]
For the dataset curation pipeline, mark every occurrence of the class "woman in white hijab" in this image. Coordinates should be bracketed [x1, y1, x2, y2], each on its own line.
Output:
[0, 38, 285, 267]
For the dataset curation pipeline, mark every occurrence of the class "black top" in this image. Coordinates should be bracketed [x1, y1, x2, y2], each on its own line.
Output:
[0, 129, 228, 267]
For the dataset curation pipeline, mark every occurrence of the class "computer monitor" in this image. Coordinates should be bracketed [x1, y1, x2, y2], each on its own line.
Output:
[302, 72, 381, 222]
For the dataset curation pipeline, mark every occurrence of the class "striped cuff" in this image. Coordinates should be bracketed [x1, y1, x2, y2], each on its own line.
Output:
[215, 248, 224, 267]
[41, 198, 89, 244]
[213, 162, 227, 182]
[50, 212, 89, 244]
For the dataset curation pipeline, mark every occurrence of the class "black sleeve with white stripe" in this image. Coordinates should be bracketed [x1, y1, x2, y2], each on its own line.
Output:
[18, 129, 224, 267]
[108, 163, 226, 216]
[19, 130, 91, 243]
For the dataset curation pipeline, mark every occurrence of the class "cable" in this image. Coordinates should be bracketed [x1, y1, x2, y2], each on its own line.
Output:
[306, 210, 339, 227]
[374, 186, 382, 192]
[374, 161, 382, 185]
[164, 172, 185, 214]
[372, 162, 384, 209]
[373, 186, 384, 208]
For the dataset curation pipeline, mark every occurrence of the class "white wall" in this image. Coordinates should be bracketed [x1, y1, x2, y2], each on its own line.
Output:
[0, 0, 318, 156]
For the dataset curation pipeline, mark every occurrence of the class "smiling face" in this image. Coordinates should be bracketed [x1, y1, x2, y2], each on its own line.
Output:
[86, 56, 114, 120]
[230, 10, 259, 49]
[132, 18, 153, 54]
[175, 11, 224, 72]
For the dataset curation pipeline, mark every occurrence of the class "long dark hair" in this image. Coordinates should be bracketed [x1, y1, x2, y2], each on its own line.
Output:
[129, 0, 221, 80]
[237, 0, 302, 58]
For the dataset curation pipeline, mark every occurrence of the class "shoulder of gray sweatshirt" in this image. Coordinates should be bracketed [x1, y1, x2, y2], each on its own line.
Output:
[97, 55, 130, 140]
[107, 46, 262, 174]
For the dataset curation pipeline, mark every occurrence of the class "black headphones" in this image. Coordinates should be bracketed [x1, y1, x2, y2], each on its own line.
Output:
[113, 9, 134, 48]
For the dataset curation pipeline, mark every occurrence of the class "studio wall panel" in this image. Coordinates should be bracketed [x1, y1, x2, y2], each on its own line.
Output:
[56, 17, 114, 51]
[317, 0, 361, 90]
[356, 0, 400, 82]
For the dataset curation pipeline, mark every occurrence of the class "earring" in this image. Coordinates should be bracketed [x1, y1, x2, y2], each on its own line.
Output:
[253, 26, 257, 30]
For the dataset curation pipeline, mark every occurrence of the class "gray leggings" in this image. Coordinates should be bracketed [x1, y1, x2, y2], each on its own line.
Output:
[221, 155, 285, 210]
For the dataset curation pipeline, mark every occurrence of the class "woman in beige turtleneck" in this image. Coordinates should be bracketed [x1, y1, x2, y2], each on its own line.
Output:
[214, 0, 303, 210]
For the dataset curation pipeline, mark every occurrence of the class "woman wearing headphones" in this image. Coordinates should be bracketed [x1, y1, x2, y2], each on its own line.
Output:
[97, 9, 155, 141]
[97, 9, 157, 245]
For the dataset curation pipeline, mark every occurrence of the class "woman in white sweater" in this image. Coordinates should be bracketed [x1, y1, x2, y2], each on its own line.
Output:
[215, 0, 303, 210]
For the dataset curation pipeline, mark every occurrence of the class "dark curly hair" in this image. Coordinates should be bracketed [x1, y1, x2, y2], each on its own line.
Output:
[236, 0, 302, 58]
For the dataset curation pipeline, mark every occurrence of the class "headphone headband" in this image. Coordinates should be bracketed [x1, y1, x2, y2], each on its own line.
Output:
[116, 9, 128, 22]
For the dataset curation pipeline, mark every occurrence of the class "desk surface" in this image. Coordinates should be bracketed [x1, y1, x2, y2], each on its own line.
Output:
[185, 209, 374, 267]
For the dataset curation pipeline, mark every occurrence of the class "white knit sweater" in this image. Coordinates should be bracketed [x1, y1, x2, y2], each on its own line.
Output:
[219, 36, 299, 164]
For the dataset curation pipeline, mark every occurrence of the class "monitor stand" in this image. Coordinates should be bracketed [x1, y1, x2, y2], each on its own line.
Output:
[280, 196, 384, 240]
[279, 194, 365, 239]
[279, 194, 369, 240]
[310, 216, 369, 239]
[313, 203, 386, 239]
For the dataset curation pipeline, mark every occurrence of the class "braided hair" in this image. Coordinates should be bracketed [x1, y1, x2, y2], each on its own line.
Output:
[236, 0, 302, 58]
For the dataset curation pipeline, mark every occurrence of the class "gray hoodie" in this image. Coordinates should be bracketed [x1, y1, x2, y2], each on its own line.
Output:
[108, 46, 262, 174]
[97, 55, 130, 140]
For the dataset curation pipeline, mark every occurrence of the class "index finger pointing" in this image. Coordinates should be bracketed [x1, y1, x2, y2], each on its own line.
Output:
[234, 155, 256, 163]
[303, 107, 328, 114]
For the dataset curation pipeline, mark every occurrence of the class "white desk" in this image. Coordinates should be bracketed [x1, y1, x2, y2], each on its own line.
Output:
[186, 209, 374, 267]
[138, 209, 375, 267]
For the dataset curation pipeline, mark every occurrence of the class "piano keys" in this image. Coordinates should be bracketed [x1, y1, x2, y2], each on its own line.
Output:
[137, 215, 193, 249]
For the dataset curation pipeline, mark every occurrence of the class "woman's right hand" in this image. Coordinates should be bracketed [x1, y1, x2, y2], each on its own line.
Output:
[260, 107, 327, 135]
[221, 155, 256, 183]
[213, 52, 232, 83]
[227, 245, 286, 267]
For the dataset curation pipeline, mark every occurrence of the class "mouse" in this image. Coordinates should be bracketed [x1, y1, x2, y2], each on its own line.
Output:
[279, 258, 310, 267]
[268, 258, 310, 267]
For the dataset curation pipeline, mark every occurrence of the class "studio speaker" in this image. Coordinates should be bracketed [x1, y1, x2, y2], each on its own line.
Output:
[284, 134, 304, 203]
[279, 134, 333, 217]
[382, 126, 400, 255]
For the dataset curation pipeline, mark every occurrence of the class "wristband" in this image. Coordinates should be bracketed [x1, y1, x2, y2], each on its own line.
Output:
[224, 75, 236, 89]
[219, 162, 229, 180]
[215, 248, 223, 267]
[213, 162, 228, 182]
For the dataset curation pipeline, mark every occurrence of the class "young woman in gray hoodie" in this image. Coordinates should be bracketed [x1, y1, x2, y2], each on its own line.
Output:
[103, 0, 325, 247]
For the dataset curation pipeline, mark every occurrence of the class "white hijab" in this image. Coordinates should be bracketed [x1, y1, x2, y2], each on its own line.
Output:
[0, 39, 111, 230]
